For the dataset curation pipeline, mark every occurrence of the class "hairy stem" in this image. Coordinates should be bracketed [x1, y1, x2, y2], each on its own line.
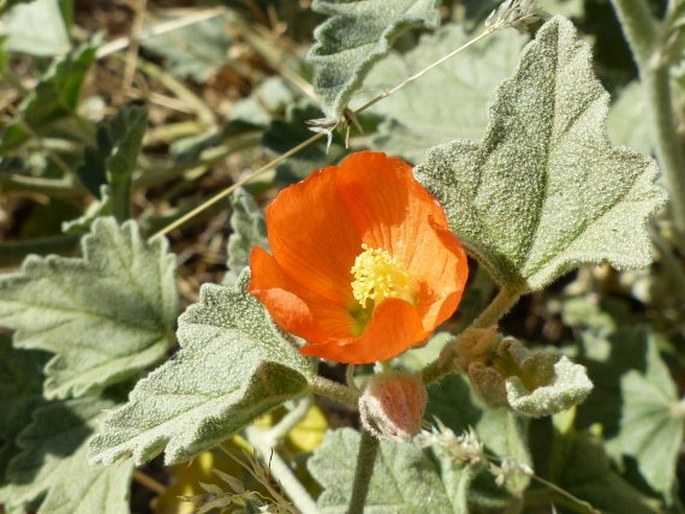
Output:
[346, 429, 380, 514]
[421, 285, 524, 384]
[470, 284, 524, 328]
[610, 0, 685, 231]
[308, 375, 360, 406]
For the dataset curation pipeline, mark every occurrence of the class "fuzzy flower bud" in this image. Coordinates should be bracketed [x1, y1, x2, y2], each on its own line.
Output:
[359, 372, 427, 442]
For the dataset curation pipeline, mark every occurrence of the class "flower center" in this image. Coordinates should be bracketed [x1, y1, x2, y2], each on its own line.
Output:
[351, 244, 414, 309]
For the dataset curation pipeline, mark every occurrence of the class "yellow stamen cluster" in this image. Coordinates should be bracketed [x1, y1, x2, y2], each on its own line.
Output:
[351, 244, 413, 309]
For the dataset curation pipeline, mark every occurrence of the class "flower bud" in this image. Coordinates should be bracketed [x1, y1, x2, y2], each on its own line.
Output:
[359, 373, 427, 442]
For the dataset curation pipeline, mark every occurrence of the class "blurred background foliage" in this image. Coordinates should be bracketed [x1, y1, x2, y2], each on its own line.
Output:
[1, 0, 684, 512]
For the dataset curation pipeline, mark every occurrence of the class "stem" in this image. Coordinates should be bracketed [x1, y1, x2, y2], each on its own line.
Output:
[421, 285, 524, 384]
[470, 284, 524, 328]
[353, 29, 493, 115]
[132, 469, 166, 495]
[529, 475, 599, 514]
[643, 67, 685, 232]
[263, 395, 313, 444]
[308, 375, 360, 407]
[610, 0, 685, 231]
[244, 426, 319, 514]
[346, 429, 380, 514]
[609, 0, 657, 63]
[153, 132, 325, 237]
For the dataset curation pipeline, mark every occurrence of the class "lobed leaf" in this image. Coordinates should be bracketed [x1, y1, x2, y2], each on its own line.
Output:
[550, 412, 662, 513]
[308, 428, 454, 513]
[360, 23, 526, 163]
[415, 16, 666, 290]
[88, 272, 316, 466]
[0, 218, 178, 399]
[308, 0, 441, 119]
[0, 398, 133, 514]
[574, 322, 683, 503]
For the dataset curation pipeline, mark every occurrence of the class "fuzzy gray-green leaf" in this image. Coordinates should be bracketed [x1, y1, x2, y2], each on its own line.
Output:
[415, 16, 665, 290]
[506, 354, 593, 417]
[361, 24, 525, 163]
[88, 272, 315, 466]
[309, 428, 454, 513]
[0, 398, 133, 514]
[308, 0, 441, 119]
[0, 218, 178, 399]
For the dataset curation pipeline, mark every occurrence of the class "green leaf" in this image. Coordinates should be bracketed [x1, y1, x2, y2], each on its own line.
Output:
[415, 16, 665, 290]
[0, 218, 178, 399]
[574, 323, 683, 503]
[505, 354, 593, 417]
[0, 0, 70, 56]
[308, 0, 441, 119]
[427, 374, 530, 506]
[88, 272, 315, 466]
[76, 107, 148, 220]
[1, 398, 133, 514]
[607, 81, 651, 154]
[224, 188, 268, 286]
[360, 24, 526, 163]
[0, 41, 96, 153]
[141, 15, 230, 82]
[550, 414, 662, 514]
[0, 335, 47, 481]
[308, 428, 455, 513]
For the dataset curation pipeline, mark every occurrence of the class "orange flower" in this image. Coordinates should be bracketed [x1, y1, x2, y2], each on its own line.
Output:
[249, 151, 468, 364]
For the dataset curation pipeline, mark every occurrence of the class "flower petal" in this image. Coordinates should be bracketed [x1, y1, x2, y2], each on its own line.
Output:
[250, 247, 355, 342]
[336, 151, 468, 331]
[265, 165, 361, 305]
[336, 151, 449, 266]
[414, 219, 469, 330]
[300, 298, 424, 364]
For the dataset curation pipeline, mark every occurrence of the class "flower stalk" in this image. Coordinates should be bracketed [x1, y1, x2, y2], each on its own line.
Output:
[346, 428, 380, 514]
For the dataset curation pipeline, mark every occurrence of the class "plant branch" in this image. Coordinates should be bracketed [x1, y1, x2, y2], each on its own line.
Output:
[610, 0, 685, 232]
[308, 375, 360, 407]
[470, 284, 525, 329]
[132, 469, 166, 495]
[263, 395, 313, 444]
[346, 429, 380, 514]
[609, 0, 657, 63]
[421, 284, 524, 384]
